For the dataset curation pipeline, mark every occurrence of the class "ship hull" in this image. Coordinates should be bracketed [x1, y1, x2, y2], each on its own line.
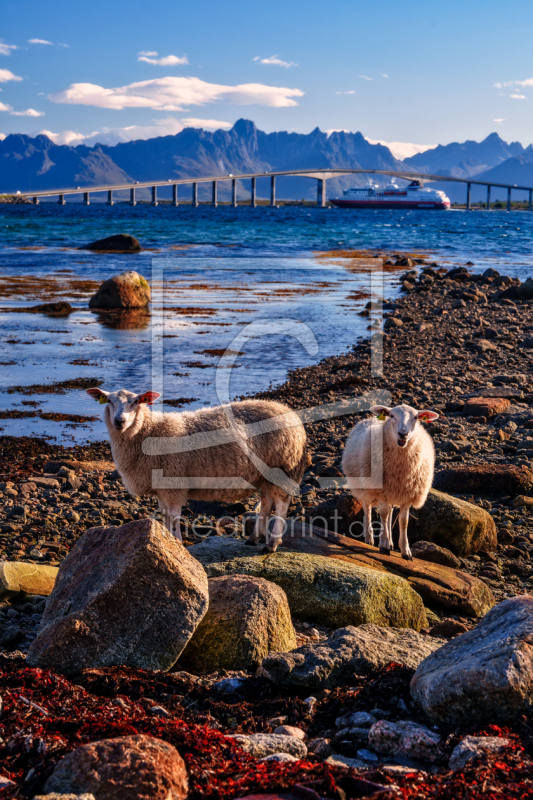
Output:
[331, 199, 450, 210]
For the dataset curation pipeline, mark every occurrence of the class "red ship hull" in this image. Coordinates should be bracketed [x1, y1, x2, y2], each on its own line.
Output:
[330, 199, 451, 210]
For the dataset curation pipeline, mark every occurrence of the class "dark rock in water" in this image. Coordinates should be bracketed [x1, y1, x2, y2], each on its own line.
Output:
[179, 575, 296, 672]
[411, 595, 533, 727]
[434, 464, 533, 497]
[2, 301, 73, 317]
[411, 541, 461, 569]
[26, 519, 209, 676]
[260, 625, 444, 690]
[81, 233, 141, 252]
[44, 734, 188, 800]
[89, 271, 151, 309]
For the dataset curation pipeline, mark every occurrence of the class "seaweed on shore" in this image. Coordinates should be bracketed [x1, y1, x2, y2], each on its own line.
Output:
[2, 377, 103, 396]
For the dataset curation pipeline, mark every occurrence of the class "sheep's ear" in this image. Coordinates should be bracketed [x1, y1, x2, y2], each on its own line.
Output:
[134, 391, 161, 406]
[370, 405, 391, 419]
[417, 410, 439, 423]
[86, 388, 109, 404]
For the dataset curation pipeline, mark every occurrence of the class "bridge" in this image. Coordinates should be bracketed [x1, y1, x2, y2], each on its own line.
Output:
[12, 168, 533, 210]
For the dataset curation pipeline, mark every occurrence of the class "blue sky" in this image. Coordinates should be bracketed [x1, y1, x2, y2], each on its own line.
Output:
[2, 0, 533, 157]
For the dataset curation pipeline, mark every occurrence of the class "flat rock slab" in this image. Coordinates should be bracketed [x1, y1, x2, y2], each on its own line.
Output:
[260, 524, 493, 618]
[408, 489, 497, 556]
[411, 596, 533, 727]
[463, 397, 511, 417]
[0, 562, 58, 599]
[44, 734, 187, 800]
[465, 386, 525, 399]
[179, 575, 296, 673]
[27, 519, 208, 676]
[434, 464, 533, 496]
[190, 540, 427, 631]
[231, 733, 307, 759]
[43, 460, 115, 475]
[448, 735, 512, 771]
[261, 625, 445, 690]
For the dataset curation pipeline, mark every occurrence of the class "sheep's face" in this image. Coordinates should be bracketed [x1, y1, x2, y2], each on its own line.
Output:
[86, 388, 160, 432]
[370, 404, 439, 448]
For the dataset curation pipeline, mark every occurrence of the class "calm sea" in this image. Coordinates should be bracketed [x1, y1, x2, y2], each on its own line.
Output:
[0, 203, 532, 443]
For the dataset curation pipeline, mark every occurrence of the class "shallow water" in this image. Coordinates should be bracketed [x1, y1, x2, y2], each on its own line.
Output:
[0, 203, 532, 443]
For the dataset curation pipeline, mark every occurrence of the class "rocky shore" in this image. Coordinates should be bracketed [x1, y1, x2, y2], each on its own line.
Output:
[2, 257, 533, 798]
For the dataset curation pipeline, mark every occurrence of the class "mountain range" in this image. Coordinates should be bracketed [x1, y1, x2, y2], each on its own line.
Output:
[1, 121, 532, 202]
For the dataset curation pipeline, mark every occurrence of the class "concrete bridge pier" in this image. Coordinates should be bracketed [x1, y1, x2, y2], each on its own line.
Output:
[152, 186, 158, 207]
[212, 181, 218, 207]
[530, 190, 532, 211]
[130, 187, 136, 206]
[486, 185, 491, 210]
[32, 197, 39, 205]
[172, 184, 179, 207]
[270, 175, 276, 206]
[107, 190, 114, 206]
[466, 182, 471, 210]
[251, 176, 257, 207]
[58, 195, 65, 205]
[192, 182, 198, 206]
[232, 179, 237, 207]
[507, 187, 512, 211]
[317, 178, 327, 207]
[83, 192, 90, 206]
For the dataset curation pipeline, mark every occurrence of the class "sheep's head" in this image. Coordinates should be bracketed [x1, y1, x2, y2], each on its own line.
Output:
[86, 388, 160, 432]
[370, 404, 439, 448]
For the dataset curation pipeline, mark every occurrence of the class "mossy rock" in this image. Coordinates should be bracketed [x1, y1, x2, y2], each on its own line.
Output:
[190, 540, 428, 631]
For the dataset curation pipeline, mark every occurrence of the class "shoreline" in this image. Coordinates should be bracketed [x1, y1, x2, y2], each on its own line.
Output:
[2, 258, 533, 797]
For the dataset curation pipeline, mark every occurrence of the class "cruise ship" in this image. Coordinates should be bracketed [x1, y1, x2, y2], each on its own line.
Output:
[330, 180, 451, 210]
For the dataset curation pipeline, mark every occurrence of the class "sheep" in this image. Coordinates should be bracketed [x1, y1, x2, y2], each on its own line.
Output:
[341, 404, 439, 560]
[86, 388, 307, 552]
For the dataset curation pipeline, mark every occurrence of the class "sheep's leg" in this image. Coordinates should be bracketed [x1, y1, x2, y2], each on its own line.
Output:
[246, 490, 273, 546]
[398, 504, 412, 560]
[362, 501, 374, 546]
[266, 495, 290, 553]
[378, 501, 392, 556]
[159, 499, 183, 543]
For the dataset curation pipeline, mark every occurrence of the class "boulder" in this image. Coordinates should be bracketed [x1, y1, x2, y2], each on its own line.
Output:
[27, 519, 208, 676]
[463, 397, 511, 417]
[411, 596, 533, 727]
[368, 720, 443, 763]
[179, 575, 296, 673]
[410, 541, 461, 568]
[44, 734, 187, 800]
[81, 234, 142, 253]
[190, 540, 428, 631]
[408, 489, 497, 556]
[231, 733, 307, 759]
[88, 271, 150, 309]
[448, 735, 512, 772]
[245, 523, 493, 618]
[0, 561, 58, 600]
[434, 464, 533, 497]
[260, 625, 445, 690]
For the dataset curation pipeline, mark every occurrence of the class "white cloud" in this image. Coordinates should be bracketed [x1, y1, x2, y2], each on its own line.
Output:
[0, 44, 17, 56]
[138, 54, 188, 66]
[359, 75, 372, 80]
[0, 68, 22, 82]
[28, 38, 54, 45]
[367, 138, 437, 160]
[0, 132, 5, 140]
[38, 116, 232, 147]
[336, 90, 355, 94]
[49, 76, 304, 110]
[493, 118, 505, 123]
[253, 55, 298, 68]
[510, 93, 527, 100]
[139, 50, 159, 57]
[10, 108, 45, 116]
[0, 101, 13, 112]
[382, 73, 389, 78]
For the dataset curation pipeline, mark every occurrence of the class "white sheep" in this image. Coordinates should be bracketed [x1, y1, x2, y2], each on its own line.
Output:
[86, 388, 307, 551]
[341, 404, 439, 560]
